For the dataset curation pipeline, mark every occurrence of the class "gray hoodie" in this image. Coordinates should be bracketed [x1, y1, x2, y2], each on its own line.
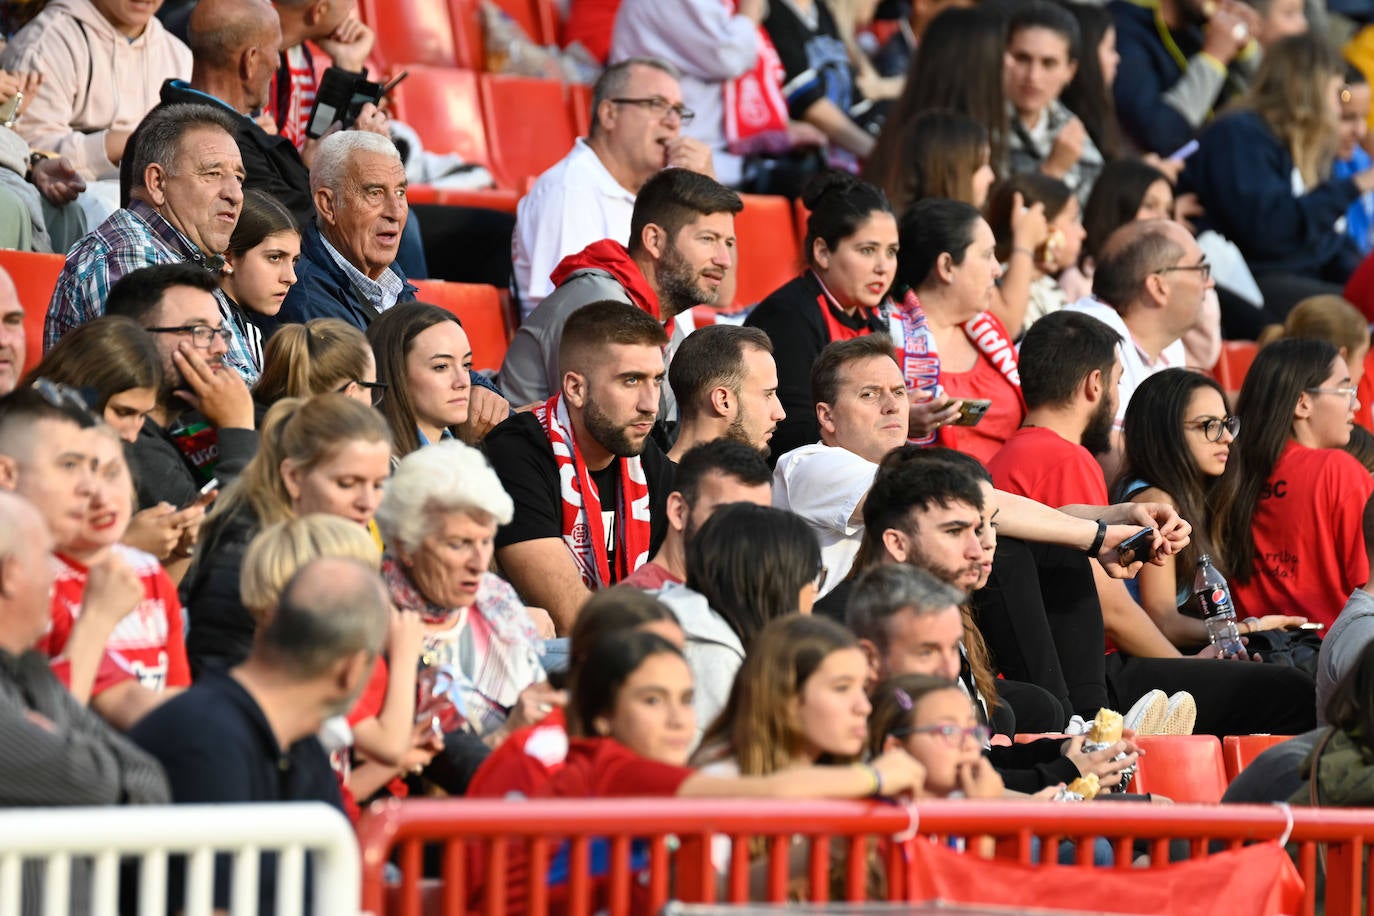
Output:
[1316, 588, 1374, 724]
[654, 582, 746, 750]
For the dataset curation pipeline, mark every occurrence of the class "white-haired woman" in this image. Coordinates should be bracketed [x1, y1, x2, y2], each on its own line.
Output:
[375, 439, 562, 756]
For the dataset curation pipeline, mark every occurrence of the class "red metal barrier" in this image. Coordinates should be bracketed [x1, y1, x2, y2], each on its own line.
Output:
[357, 798, 1374, 916]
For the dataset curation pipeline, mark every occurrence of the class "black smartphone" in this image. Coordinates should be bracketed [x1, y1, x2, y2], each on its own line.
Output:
[950, 398, 993, 427]
[307, 67, 384, 138]
[1114, 527, 1156, 565]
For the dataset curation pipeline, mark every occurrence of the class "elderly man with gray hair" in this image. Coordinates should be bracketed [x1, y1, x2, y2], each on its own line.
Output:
[277, 130, 418, 331]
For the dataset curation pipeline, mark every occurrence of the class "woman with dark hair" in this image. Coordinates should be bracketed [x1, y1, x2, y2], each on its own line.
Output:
[367, 302, 489, 456]
[1210, 339, 1374, 626]
[1060, 2, 1121, 162]
[893, 197, 1025, 462]
[655, 502, 822, 743]
[984, 172, 1085, 330]
[863, 109, 996, 215]
[745, 171, 901, 456]
[1117, 369, 1304, 646]
[1184, 34, 1374, 315]
[1079, 158, 1175, 271]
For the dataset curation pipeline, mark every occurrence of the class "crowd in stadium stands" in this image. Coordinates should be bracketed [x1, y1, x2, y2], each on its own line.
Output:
[7, 0, 1374, 909]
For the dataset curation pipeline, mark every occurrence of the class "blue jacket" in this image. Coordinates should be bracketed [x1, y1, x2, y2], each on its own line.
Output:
[1182, 110, 1361, 281]
[277, 219, 418, 330]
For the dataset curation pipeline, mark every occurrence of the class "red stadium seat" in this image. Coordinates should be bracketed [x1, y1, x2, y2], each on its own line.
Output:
[1131, 735, 1228, 803]
[358, 0, 458, 69]
[1211, 340, 1258, 394]
[567, 82, 593, 137]
[1222, 735, 1292, 783]
[448, 0, 487, 70]
[478, 73, 577, 189]
[492, 0, 559, 45]
[734, 194, 802, 309]
[0, 249, 66, 372]
[411, 280, 515, 371]
[387, 66, 494, 173]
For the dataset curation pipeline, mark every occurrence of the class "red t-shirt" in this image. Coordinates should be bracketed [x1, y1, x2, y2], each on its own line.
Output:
[1231, 441, 1373, 627]
[41, 546, 190, 694]
[941, 352, 1027, 465]
[986, 426, 1108, 506]
[620, 561, 681, 591]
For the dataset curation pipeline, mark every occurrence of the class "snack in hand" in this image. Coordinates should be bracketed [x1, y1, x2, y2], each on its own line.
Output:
[1088, 708, 1123, 746]
[1066, 773, 1101, 800]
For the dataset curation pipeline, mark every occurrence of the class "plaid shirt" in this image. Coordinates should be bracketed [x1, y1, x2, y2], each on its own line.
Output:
[45, 199, 261, 384]
[319, 231, 406, 316]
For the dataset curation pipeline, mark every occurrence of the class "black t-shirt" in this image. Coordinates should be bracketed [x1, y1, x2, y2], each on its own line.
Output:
[484, 411, 674, 573]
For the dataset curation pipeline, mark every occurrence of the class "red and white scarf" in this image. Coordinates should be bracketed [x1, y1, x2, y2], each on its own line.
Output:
[892, 289, 1025, 446]
[534, 393, 652, 589]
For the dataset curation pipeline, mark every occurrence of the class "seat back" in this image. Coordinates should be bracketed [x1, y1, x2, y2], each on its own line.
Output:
[1222, 734, 1292, 783]
[357, 0, 457, 69]
[387, 66, 492, 171]
[1131, 735, 1228, 803]
[733, 194, 801, 309]
[0, 250, 67, 372]
[1212, 340, 1259, 393]
[411, 280, 514, 371]
[478, 73, 577, 189]
[567, 82, 593, 137]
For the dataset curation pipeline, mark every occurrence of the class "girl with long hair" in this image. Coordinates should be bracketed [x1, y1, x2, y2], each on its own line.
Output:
[863, 109, 996, 215]
[745, 171, 900, 456]
[1117, 369, 1304, 646]
[984, 172, 1086, 330]
[217, 189, 301, 376]
[253, 317, 379, 407]
[1184, 34, 1374, 315]
[182, 394, 393, 674]
[1210, 339, 1374, 626]
[655, 503, 823, 742]
[1060, 2, 1121, 162]
[366, 302, 474, 457]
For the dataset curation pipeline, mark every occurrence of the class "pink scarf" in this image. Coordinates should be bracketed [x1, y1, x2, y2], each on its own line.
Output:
[533, 393, 651, 588]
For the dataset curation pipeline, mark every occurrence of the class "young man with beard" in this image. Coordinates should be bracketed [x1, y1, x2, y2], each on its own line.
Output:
[105, 263, 258, 516]
[624, 438, 772, 590]
[988, 309, 1318, 737]
[487, 301, 674, 631]
[666, 325, 785, 461]
[498, 168, 741, 407]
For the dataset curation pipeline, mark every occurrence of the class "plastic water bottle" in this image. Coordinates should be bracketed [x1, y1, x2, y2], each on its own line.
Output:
[1194, 555, 1246, 658]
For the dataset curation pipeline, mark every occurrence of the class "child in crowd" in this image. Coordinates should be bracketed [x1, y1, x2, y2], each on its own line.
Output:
[985, 173, 1085, 332]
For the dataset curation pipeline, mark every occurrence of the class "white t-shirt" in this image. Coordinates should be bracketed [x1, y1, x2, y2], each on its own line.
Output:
[773, 442, 879, 597]
[511, 139, 637, 316]
[1065, 297, 1186, 431]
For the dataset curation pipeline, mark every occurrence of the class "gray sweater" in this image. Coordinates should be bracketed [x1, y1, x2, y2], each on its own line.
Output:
[654, 582, 746, 750]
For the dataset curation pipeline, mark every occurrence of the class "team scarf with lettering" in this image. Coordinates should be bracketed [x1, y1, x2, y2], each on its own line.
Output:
[533, 393, 652, 589]
[891, 289, 1025, 446]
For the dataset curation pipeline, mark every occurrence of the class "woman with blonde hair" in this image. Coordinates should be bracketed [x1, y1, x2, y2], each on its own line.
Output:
[241, 514, 435, 816]
[253, 317, 381, 407]
[182, 394, 393, 675]
[1184, 34, 1374, 316]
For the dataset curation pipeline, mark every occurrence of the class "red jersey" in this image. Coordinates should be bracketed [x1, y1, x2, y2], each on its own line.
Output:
[1231, 441, 1373, 627]
[941, 346, 1027, 465]
[42, 546, 190, 693]
[987, 426, 1109, 507]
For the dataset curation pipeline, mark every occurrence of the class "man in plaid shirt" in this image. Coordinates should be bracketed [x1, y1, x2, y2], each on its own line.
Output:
[45, 102, 261, 384]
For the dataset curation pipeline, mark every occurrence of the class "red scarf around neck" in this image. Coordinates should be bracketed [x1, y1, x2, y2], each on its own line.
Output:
[533, 393, 652, 589]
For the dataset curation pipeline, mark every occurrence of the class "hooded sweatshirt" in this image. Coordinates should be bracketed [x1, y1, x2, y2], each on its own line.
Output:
[0, 0, 191, 180]
[653, 582, 746, 750]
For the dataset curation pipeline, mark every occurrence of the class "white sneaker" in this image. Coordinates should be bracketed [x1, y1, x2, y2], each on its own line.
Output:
[1160, 692, 1197, 735]
[1123, 689, 1168, 736]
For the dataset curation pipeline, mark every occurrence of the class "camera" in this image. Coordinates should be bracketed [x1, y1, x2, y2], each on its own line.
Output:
[306, 67, 386, 139]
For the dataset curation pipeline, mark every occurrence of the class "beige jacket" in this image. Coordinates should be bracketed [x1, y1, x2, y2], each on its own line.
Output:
[0, 0, 191, 181]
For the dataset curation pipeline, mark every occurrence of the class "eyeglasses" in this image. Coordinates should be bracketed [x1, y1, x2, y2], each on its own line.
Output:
[32, 377, 97, 428]
[889, 723, 992, 747]
[145, 324, 235, 349]
[1183, 415, 1240, 442]
[337, 378, 389, 406]
[1155, 261, 1211, 282]
[610, 96, 695, 124]
[1306, 386, 1359, 405]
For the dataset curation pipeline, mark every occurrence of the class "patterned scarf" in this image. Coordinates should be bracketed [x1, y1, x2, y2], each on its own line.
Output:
[533, 393, 652, 588]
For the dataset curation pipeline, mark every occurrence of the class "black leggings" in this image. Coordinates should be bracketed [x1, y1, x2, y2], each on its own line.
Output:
[971, 536, 1108, 720]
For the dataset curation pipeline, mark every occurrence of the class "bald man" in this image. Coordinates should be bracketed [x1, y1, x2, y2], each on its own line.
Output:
[119, 0, 317, 225]
[0, 491, 169, 809]
[0, 267, 23, 395]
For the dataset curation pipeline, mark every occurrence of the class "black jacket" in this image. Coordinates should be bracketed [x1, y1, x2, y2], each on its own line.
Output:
[180, 504, 260, 679]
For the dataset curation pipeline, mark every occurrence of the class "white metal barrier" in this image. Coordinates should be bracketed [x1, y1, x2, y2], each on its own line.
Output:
[0, 802, 361, 916]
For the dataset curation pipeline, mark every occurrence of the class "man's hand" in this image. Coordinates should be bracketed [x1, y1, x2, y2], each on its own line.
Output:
[173, 345, 256, 430]
[30, 156, 85, 206]
[1098, 502, 1191, 560]
[318, 16, 376, 72]
[1202, 0, 1260, 64]
[352, 101, 389, 137]
[908, 390, 962, 440]
[459, 385, 510, 443]
[663, 137, 714, 177]
[1043, 117, 1087, 179]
